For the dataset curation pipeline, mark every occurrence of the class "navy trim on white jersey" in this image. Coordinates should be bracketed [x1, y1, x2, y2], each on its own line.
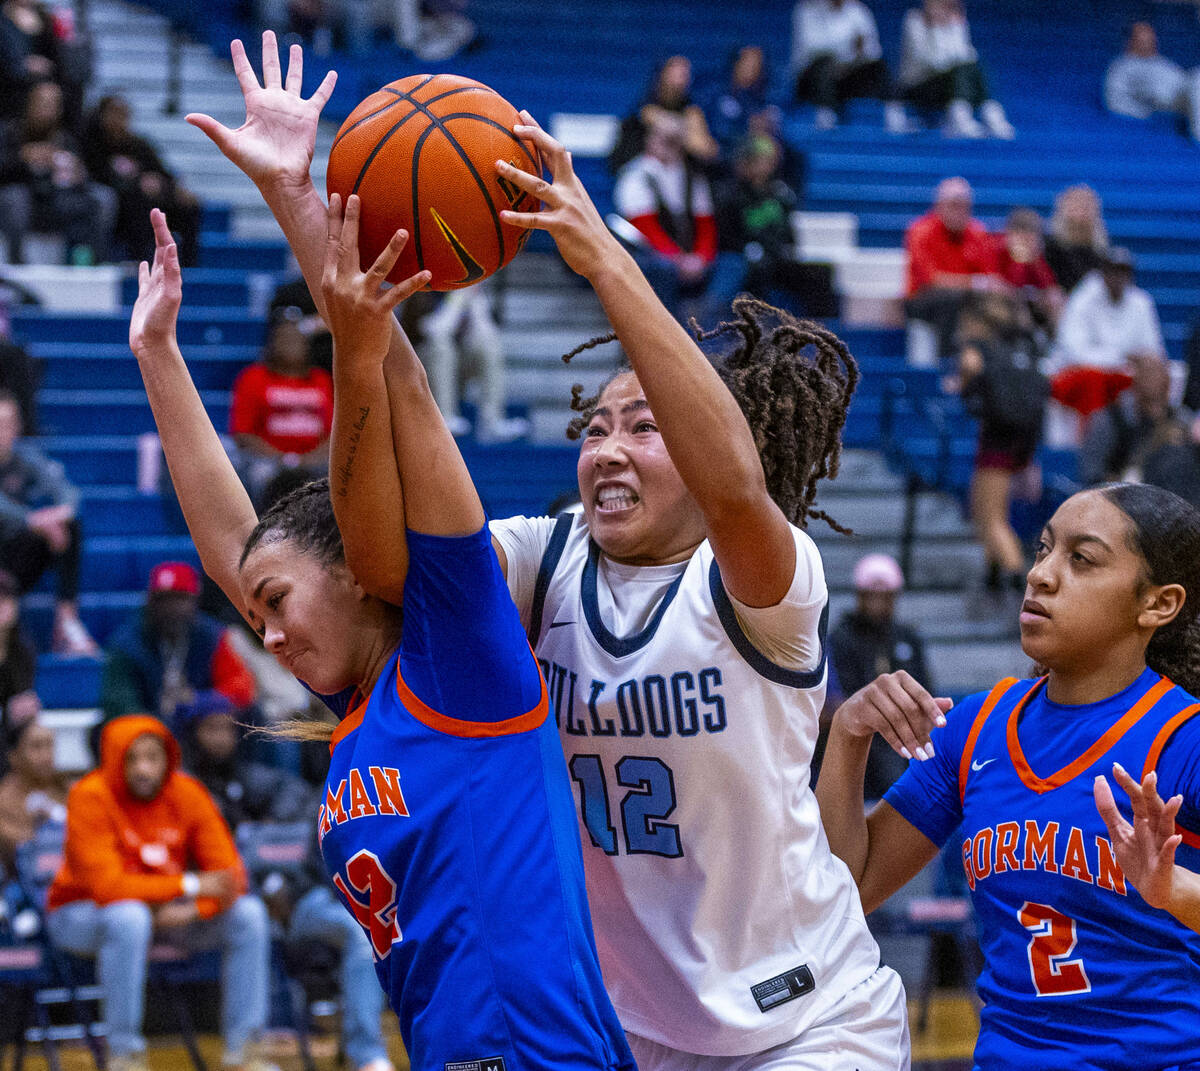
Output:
[528, 512, 575, 646]
[581, 540, 687, 658]
[708, 560, 829, 688]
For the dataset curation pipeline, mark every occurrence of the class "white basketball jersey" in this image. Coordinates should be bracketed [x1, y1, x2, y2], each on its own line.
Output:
[491, 514, 883, 1057]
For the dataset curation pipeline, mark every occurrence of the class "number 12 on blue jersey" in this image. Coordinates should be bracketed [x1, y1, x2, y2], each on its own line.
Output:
[569, 754, 683, 857]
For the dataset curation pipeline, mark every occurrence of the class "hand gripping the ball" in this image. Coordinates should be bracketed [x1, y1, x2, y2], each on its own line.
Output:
[186, 31, 336, 193]
[320, 193, 431, 372]
[497, 112, 624, 283]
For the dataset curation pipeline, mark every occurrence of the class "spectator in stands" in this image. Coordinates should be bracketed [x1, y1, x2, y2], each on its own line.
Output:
[708, 45, 774, 157]
[412, 285, 529, 442]
[0, 568, 35, 727]
[1051, 246, 1165, 419]
[613, 113, 732, 325]
[990, 207, 1063, 326]
[609, 55, 720, 174]
[99, 561, 256, 726]
[268, 256, 331, 373]
[229, 306, 333, 509]
[829, 554, 931, 799]
[715, 132, 836, 317]
[176, 691, 313, 829]
[0, 389, 97, 657]
[391, 0, 477, 61]
[790, 0, 914, 133]
[904, 176, 999, 361]
[0, 305, 40, 434]
[46, 715, 276, 1071]
[0, 0, 88, 130]
[1043, 183, 1109, 293]
[897, 0, 1014, 138]
[955, 290, 1048, 612]
[0, 79, 116, 265]
[241, 822, 394, 1071]
[1079, 354, 1197, 497]
[0, 701, 64, 877]
[82, 95, 202, 267]
[1105, 21, 1200, 142]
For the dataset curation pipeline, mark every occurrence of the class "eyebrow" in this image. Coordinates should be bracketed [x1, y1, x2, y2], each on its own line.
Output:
[252, 576, 275, 600]
[1041, 523, 1113, 553]
[590, 400, 650, 420]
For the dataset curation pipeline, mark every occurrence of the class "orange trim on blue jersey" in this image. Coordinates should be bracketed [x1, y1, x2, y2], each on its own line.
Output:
[959, 677, 1020, 804]
[1008, 675, 1174, 794]
[394, 649, 549, 738]
[1140, 698, 1200, 850]
[329, 688, 368, 754]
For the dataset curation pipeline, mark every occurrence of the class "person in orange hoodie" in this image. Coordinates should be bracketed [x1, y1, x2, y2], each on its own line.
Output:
[45, 715, 276, 1071]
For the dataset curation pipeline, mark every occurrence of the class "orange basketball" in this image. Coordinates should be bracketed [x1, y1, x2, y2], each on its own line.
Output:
[326, 74, 542, 291]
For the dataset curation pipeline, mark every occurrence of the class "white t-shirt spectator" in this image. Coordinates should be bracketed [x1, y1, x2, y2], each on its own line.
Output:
[790, 0, 883, 74]
[899, 7, 978, 87]
[1053, 270, 1164, 371]
[1105, 54, 1188, 118]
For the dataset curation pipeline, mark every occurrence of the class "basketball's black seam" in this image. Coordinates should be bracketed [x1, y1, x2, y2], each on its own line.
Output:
[332, 81, 495, 154]
[437, 112, 541, 174]
[331, 75, 436, 152]
[381, 83, 510, 269]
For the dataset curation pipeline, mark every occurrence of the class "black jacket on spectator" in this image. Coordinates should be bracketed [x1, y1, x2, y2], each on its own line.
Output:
[184, 742, 315, 830]
[830, 610, 932, 799]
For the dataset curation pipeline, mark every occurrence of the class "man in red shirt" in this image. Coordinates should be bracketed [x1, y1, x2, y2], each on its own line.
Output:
[904, 176, 999, 359]
[229, 308, 333, 508]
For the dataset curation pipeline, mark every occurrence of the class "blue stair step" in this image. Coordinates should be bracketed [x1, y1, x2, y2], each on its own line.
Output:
[33, 344, 255, 391]
[38, 390, 231, 437]
[13, 309, 267, 348]
[35, 655, 103, 709]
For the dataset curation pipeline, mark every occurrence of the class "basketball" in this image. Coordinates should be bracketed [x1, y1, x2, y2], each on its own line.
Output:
[325, 74, 543, 291]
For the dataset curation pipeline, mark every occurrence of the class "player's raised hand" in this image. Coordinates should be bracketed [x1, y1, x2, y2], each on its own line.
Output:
[130, 209, 183, 359]
[1095, 763, 1183, 910]
[186, 31, 336, 192]
[497, 111, 623, 282]
[834, 671, 952, 762]
[321, 193, 431, 370]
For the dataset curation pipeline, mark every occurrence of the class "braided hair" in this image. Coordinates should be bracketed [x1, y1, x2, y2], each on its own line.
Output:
[239, 478, 345, 569]
[562, 296, 859, 532]
[1102, 482, 1200, 696]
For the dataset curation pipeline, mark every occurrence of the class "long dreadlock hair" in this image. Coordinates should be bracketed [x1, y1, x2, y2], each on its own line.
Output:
[562, 296, 859, 533]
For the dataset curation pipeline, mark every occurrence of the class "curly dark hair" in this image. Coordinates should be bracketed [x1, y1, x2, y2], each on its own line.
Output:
[239, 477, 344, 569]
[1102, 482, 1200, 696]
[562, 296, 859, 532]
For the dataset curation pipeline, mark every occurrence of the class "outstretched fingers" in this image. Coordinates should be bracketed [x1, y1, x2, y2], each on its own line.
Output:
[338, 194, 363, 273]
[285, 42, 303, 94]
[310, 68, 337, 110]
[229, 38, 261, 96]
[513, 111, 573, 180]
[1094, 775, 1131, 841]
[261, 30, 283, 89]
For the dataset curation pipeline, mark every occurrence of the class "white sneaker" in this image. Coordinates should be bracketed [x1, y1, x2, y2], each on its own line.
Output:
[814, 106, 838, 131]
[980, 100, 1015, 139]
[477, 416, 530, 444]
[943, 99, 985, 138]
[884, 101, 918, 134]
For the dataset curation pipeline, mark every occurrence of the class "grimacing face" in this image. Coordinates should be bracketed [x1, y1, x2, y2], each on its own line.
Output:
[576, 373, 706, 567]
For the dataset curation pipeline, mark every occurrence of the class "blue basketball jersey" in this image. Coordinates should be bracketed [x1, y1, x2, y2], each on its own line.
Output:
[888, 668, 1200, 1071]
[316, 529, 635, 1071]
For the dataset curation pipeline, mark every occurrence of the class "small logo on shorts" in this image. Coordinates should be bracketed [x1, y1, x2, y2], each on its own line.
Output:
[445, 1058, 505, 1071]
[750, 963, 815, 1013]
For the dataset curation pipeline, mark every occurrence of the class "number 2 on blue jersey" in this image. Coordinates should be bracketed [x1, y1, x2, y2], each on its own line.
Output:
[569, 754, 683, 857]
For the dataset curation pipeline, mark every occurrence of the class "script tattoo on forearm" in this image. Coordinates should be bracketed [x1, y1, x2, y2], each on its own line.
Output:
[335, 406, 371, 497]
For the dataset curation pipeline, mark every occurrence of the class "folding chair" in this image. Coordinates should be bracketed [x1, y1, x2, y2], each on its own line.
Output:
[236, 820, 342, 1071]
[3, 821, 106, 1071]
